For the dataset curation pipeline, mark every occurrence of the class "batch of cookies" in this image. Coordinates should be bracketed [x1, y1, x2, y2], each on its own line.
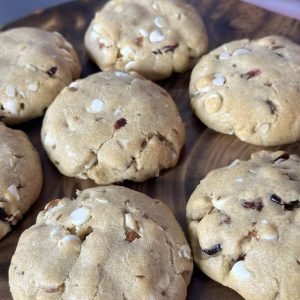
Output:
[1, 0, 299, 299]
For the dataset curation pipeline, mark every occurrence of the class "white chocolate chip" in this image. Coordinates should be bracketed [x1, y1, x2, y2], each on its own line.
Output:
[7, 185, 20, 201]
[212, 197, 230, 210]
[124, 213, 138, 231]
[120, 45, 134, 57]
[231, 261, 251, 280]
[50, 227, 62, 238]
[28, 82, 39, 92]
[3, 100, 17, 115]
[139, 28, 149, 37]
[115, 71, 130, 78]
[25, 64, 37, 72]
[70, 207, 91, 226]
[86, 99, 105, 113]
[44, 133, 56, 147]
[154, 16, 164, 28]
[149, 30, 165, 43]
[233, 48, 250, 56]
[5, 85, 16, 97]
[212, 73, 226, 86]
[92, 24, 101, 34]
[69, 81, 80, 91]
[152, 2, 159, 10]
[178, 245, 192, 260]
[59, 235, 81, 252]
[219, 51, 231, 60]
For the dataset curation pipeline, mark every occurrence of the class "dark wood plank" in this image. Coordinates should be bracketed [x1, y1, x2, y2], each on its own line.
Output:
[1, 0, 299, 299]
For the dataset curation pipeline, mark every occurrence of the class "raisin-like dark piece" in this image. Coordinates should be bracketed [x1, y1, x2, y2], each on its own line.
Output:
[271, 194, 284, 205]
[46, 66, 58, 77]
[284, 200, 300, 211]
[152, 44, 179, 55]
[241, 198, 263, 211]
[241, 69, 261, 80]
[203, 243, 222, 255]
[273, 152, 290, 163]
[114, 118, 127, 130]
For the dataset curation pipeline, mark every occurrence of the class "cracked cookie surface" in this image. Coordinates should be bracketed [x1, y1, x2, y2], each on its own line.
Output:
[186, 150, 300, 300]
[9, 185, 193, 300]
[0, 122, 42, 239]
[84, 0, 207, 81]
[41, 71, 185, 185]
[0, 27, 81, 124]
[189, 36, 300, 146]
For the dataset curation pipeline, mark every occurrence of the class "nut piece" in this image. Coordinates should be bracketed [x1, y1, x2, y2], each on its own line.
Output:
[178, 245, 192, 260]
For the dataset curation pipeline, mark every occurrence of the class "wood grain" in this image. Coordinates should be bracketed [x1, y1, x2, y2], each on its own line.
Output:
[1, 0, 300, 299]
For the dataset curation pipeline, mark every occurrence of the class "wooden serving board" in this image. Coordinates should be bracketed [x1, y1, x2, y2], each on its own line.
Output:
[1, 0, 300, 299]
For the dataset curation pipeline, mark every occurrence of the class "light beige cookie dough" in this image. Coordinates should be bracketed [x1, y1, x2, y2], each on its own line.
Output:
[41, 71, 185, 185]
[190, 36, 300, 146]
[186, 150, 300, 300]
[0, 27, 81, 124]
[9, 185, 193, 300]
[0, 122, 42, 239]
[84, 0, 207, 81]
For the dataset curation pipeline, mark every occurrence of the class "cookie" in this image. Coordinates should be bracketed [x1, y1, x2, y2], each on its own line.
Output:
[84, 0, 207, 81]
[0, 27, 81, 124]
[0, 122, 42, 239]
[189, 36, 300, 146]
[186, 150, 300, 300]
[9, 185, 193, 299]
[41, 71, 185, 185]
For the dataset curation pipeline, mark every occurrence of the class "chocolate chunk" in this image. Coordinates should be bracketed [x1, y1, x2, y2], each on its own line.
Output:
[203, 243, 222, 255]
[152, 44, 179, 55]
[46, 66, 58, 77]
[273, 152, 290, 163]
[114, 118, 127, 130]
[241, 69, 261, 80]
[125, 230, 141, 242]
[241, 198, 263, 211]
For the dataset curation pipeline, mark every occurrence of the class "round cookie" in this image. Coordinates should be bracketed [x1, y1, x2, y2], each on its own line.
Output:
[84, 0, 207, 81]
[0, 27, 81, 124]
[186, 150, 300, 300]
[190, 36, 300, 146]
[0, 122, 42, 239]
[41, 71, 185, 185]
[9, 185, 193, 299]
